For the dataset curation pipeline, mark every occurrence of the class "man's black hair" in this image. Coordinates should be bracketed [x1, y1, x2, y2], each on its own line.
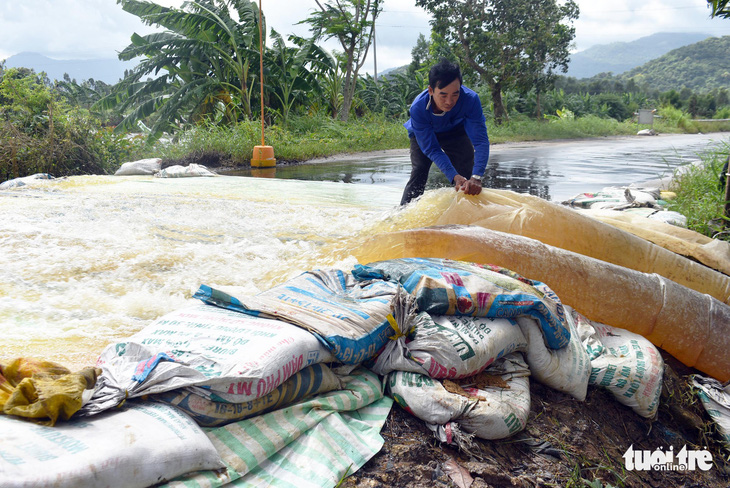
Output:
[428, 58, 462, 89]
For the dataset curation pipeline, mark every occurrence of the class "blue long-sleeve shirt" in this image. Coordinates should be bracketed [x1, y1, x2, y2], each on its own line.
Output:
[404, 85, 490, 183]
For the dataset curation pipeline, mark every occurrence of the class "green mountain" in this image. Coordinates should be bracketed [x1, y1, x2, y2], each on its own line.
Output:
[566, 32, 712, 79]
[621, 35, 730, 92]
[3, 52, 135, 84]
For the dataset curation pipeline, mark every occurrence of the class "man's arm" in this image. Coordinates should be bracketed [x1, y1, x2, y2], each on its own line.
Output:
[464, 94, 490, 177]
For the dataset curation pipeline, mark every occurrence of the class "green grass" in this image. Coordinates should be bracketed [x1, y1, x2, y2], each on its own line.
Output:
[159, 114, 409, 164]
[666, 142, 730, 239]
[157, 111, 715, 167]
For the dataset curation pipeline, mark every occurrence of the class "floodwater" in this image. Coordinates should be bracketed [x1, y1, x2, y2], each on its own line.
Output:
[1, 132, 728, 370]
[227, 132, 729, 202]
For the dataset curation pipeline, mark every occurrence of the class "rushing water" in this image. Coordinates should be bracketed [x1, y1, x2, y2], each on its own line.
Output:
[1, 133, 728, 369]
[0, 175, 402, 368]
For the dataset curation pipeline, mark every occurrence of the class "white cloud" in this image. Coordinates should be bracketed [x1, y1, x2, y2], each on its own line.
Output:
[0, 0, 726, 72]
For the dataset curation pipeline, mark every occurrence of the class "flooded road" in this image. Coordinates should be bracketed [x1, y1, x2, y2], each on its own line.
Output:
[227, 133, 729, 202]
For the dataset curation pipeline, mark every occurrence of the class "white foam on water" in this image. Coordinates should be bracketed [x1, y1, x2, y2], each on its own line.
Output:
[0, 175, 402, 368]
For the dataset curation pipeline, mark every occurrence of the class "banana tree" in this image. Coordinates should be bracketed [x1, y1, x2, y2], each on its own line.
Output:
[708, 0, 730, 18]
[98, 0, 264, 141]
[265, 31, 334, 124]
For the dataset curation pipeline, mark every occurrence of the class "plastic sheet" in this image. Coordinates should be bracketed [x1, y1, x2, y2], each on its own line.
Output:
[579, 208, 730, 275]
[383, 189, 730, 304]
[349, 225, 730, 382]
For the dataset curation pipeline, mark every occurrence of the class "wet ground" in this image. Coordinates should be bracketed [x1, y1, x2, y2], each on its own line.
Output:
[222, 133, 729, 202]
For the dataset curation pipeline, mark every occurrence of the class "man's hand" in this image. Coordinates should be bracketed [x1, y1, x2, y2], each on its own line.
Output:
[454, 175, 482, 195]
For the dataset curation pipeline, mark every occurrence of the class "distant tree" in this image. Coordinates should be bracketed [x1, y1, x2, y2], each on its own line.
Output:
[717, 88, 729, 106]
[416, 0, 578, 124]
[302, 0, 382, 122]
[708, 0, 730, 18]
[409, 33, 430, 73]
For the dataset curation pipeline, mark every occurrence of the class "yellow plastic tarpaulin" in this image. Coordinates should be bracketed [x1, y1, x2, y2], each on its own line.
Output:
[370, 189, 730, 304]
[0, 358, 100, 425]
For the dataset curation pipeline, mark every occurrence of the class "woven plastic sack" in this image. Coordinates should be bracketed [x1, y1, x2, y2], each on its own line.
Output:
[515, 307, 591, 401]
[353, 257, 570, 350]
[195, 268, 406, 364]
[387, 352, 531, 440]
[575, 310, 664, 418]
[82, 302, 332, 415]
[114, 158, 161, 176]
[0, 401, 223, 488]
[152, 363, 342, 427]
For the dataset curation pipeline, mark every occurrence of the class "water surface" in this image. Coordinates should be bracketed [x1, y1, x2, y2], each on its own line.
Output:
[226, 133, 729, 201]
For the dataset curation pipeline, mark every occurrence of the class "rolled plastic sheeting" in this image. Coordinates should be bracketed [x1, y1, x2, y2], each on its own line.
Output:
[385, 190, 730, 304]
[579, 208, 730, 276]
[349, 225, 730, 382]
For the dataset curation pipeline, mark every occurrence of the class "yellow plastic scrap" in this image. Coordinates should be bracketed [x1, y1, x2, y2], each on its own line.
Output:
[0, 358, 101, 425]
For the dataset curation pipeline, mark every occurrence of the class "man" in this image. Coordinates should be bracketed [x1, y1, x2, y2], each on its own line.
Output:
[401, 59, 490, 206]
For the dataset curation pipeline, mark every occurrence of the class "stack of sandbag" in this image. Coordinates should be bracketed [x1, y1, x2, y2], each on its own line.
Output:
[562, 186, 687, 226]
[353, 258, 582, 442]
[350, 258, 668, 443]
[80, 302, 338, 425]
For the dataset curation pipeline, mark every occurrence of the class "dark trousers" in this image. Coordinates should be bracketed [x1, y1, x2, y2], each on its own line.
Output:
[400, 125, 475, 205]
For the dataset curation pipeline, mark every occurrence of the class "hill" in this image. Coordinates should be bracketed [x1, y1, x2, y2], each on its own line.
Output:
[2, 52, 135, 84]
[621, 35, 730, 92]
[567, 32, 712, 79]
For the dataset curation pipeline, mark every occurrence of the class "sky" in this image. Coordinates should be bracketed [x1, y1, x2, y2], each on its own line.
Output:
[0, 0, 728, 74]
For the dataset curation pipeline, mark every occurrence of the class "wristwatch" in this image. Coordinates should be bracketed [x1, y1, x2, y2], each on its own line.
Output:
[471, 175, 482, 181]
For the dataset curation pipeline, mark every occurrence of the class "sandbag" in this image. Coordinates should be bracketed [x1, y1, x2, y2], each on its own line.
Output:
[152, 363, 342, 427]
[353, 257, 570, 350]
[0, 401, 224, 488]
[155, 163, 217, 177]
[374, 189, 730, 304]
[692, 375, 730, 449]
[387, 353, 531, 441]
[114, 158, 161, 176]
[575, 310, 664, 418]
[194, 268, 406, 364]
[348, 225, 730, 382]
[369, 312, 527, 380]
[0, 173, 54, 189]
[516, 308, 591, 401]
[82, 302, 333, 415]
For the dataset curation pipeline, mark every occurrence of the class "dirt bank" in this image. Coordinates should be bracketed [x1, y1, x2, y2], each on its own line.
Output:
[343, 355, 729, 488]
